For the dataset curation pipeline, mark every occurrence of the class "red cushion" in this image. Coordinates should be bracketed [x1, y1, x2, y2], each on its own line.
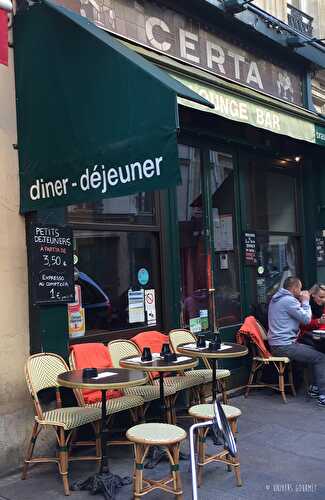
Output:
[131, 331, 170, 379]
[70, 343, 122, 403]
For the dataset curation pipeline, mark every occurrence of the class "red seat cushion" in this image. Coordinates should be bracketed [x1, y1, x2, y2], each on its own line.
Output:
[131, 331, 170, 379]
[70, 343, 122, 403]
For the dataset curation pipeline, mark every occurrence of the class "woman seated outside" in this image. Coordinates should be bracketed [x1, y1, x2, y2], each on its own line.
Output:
[299, 284, 325, 396]
[299, 284, 325, 345]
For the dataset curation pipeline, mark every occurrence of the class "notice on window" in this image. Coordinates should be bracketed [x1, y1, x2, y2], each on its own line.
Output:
[214, 214, 233, 252]
[145, 289, 157, 326]
[243, 232, 257, 266]
[128, 289, 145, 323]
[190, 317, 202, 334]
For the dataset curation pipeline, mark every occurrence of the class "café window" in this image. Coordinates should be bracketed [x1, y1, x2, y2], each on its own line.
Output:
[210, 151, 241, 326]
[177, 144, 211, 334]
[244, 160, 301, 306]
[67, 193, 161, 337]
[177, 145, 241, 333]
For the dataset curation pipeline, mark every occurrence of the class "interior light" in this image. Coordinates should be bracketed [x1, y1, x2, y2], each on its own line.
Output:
[294, 156, 301, 162]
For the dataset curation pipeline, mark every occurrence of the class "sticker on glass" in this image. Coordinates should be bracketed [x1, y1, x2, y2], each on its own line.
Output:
[138, 268, 149, 285]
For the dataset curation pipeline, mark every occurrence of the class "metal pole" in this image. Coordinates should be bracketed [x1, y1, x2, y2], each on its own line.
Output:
[189, 420, 213, 500]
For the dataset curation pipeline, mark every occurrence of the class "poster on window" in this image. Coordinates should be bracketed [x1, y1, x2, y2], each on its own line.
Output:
[315, 232, 325, 266]
[214, 214, 233, 252]
[128, 289, 145, 323]
[243, 232, 257, 266]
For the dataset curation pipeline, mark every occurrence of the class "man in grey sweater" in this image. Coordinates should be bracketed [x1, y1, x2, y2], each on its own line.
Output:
[268, 276, 325, 407]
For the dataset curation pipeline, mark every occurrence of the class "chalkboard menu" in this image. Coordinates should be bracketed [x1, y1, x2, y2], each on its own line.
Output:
[29, 224, 75, 304]
[315, 232, 325, 266]
[243, 232, 257, 266]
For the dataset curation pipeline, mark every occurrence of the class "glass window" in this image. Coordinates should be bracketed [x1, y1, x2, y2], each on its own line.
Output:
[67, 192, 155, 225]
[247, 165, 298, 232]
[73, 230, 160, 333]
[210, 151, 241, 326]
[254, 234, 300, 304]
[177, 145, 211, 334]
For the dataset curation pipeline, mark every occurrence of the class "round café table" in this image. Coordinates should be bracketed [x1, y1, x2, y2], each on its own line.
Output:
[177, 342, 248, 402]
[120, 354, 198, 422]
[57, 368, 147, 498]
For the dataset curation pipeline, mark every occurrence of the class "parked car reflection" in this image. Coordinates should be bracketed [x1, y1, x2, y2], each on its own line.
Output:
[77, 271, 112, 330]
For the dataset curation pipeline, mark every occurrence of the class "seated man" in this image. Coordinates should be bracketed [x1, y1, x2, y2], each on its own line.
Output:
[268, 276, 325, 407]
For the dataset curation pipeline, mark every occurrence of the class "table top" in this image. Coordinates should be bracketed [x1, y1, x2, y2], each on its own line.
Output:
[120, 354, 198, 372]
[57, 368, 148, 390]
[177, 342, 248, 359]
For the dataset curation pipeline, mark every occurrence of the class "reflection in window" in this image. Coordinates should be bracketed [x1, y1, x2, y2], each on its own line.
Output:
[67, 192, 155, 225]
[210, 151, 241, 326]
[73, 230, 159, 333]
[177, 145, 210, 334]
[247, 166, 297, 232]
[255, 234, 299, 304]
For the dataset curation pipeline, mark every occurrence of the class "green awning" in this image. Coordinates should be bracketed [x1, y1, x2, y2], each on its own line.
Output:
[14, 0, 213, 213]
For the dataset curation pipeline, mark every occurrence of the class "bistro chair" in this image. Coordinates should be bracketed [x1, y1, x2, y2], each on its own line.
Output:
[169, 329, 230, 403]
[188, 403, 242, 487]
[69, 345, 145, 435]
[126, 422, 187, 499]
[108, 339, 176, 423]
[237, 316, 296, 403]
[131, 331, 205, 408]
[22, 353, 102, 495]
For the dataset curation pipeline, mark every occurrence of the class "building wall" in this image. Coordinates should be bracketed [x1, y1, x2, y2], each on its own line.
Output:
[253, 0, 325, 113]
[0, 34, 33, 474]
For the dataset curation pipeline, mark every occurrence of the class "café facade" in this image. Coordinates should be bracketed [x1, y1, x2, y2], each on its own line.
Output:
[13, 0, 325, 388]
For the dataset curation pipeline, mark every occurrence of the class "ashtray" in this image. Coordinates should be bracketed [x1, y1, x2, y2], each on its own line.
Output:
[164, 352, 177, 363]
[208, 341, 221, 352]
[82, 367, 98, 379]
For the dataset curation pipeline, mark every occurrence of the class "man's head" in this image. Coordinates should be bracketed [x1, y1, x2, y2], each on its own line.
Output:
[283, 277, 302, 299]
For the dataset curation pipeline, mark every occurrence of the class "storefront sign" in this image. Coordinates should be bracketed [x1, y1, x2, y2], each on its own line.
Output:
[145, 289, 156, 326]
[128, 289, 145, 323]
[28, 224, 74, 304]
[61, 0, 304, 106]
[315, 125, 325, 146]
[138, 268, 149, 286]
[243, 232, 257, 266]
[176, 74, 317, 144]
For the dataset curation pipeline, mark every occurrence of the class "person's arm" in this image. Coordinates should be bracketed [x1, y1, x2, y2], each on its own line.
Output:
[302, 317, 323, 332]
[287, 298, 311, 325]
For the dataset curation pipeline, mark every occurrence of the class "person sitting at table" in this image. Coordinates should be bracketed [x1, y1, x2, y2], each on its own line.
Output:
[267, 277, 325, 407]
[298, 284, 325, 362]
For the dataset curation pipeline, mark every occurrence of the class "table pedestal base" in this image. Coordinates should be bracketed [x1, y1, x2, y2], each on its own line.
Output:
[71, 470, 131, 499]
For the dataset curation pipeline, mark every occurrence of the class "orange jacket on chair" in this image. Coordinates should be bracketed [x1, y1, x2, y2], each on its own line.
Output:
[70, 343, 122, 403]
[236, 316, 271, 359]
[131, 331, 170, 379]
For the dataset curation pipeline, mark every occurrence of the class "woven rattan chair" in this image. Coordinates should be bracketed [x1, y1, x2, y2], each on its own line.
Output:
[244, 320, 296, 403]
[108, 340, 176, 423]
[188, 403, 242, 487]
[69, 350, 144, 425]
[22, 353, 102, 495]
[127, 423, 187, 499]
[169, 329, 230, 403]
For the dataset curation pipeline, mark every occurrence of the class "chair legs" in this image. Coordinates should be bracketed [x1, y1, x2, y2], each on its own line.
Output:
[246, 360, 295, 403]
[288, 363, 296, 396]
[58, 427, 70, 496]
[21, 421, 39, 480]
[132, 442, 183, 498]
[245, 359, 258, 398]
[196, 423, 241, 487]
[278, 362, 287, 403]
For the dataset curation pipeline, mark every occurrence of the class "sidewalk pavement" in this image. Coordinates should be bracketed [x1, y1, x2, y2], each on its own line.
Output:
[0, 391, 324, 500]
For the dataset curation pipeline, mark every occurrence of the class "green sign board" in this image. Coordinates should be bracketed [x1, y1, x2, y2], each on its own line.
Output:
[176, 74, 317, 144]
[315, 125, 325, 146]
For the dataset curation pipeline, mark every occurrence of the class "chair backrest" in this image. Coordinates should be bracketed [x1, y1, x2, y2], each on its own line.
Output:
[169, 329, 210, 369]
[69, 350, 86, 406]
[169, 329, 196, 352]
[255, 320, 268, 341]
[131, 331, 169, 354]
[25, 353, 69, 419]
[108, 340, 149, 383]
[108, 339, 141, 367]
